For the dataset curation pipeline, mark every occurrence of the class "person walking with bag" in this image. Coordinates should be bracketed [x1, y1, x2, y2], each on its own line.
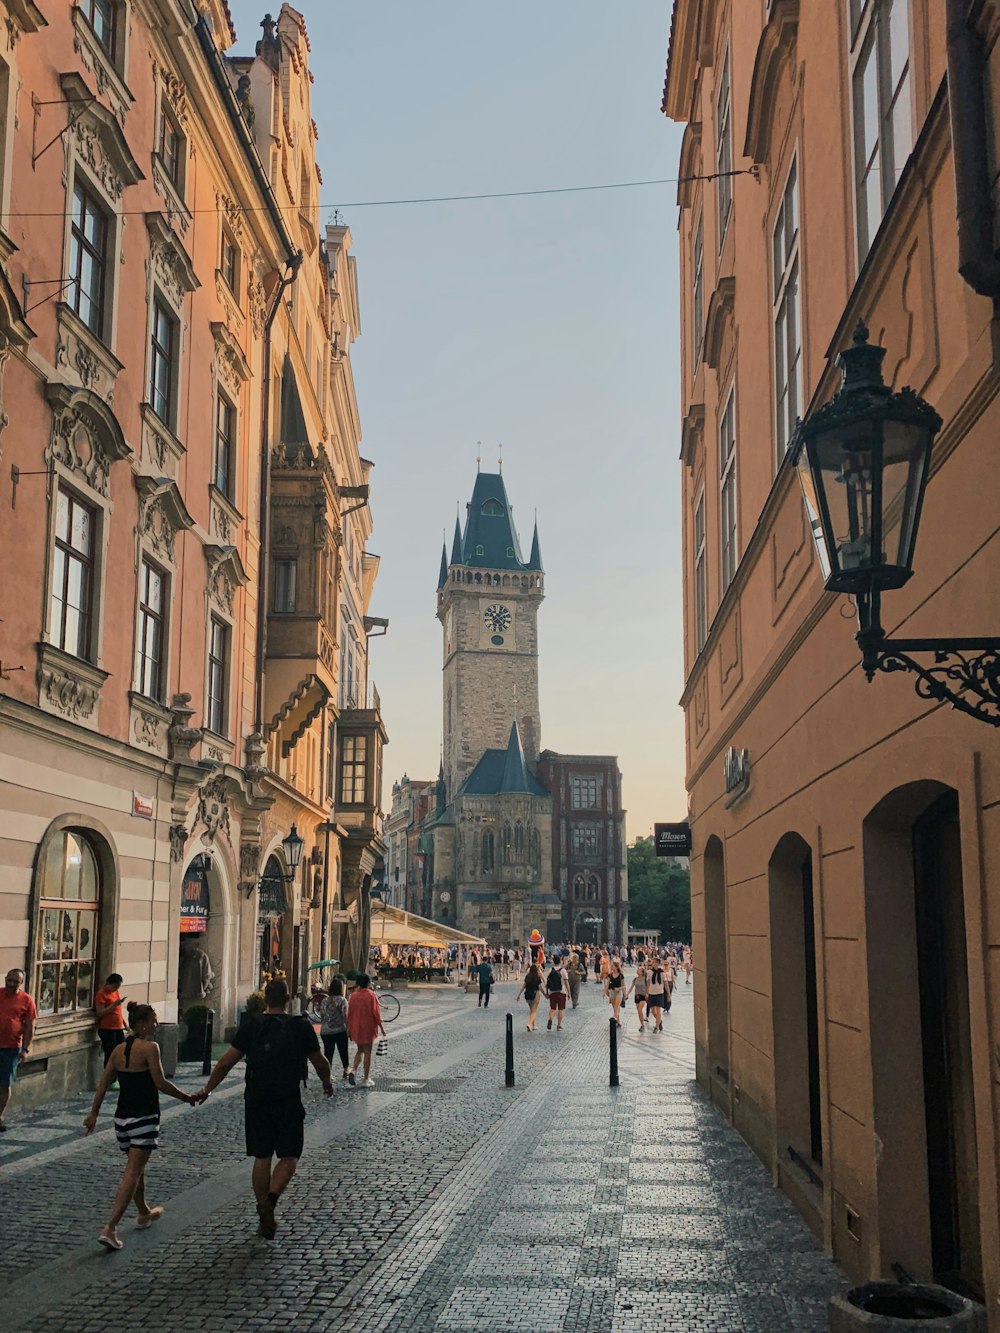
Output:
[544, 958, 568, 1031]
[84, 1002, 197, 1250]
[198, 977, 333, 1239]
[346, 973, 385, 1087]
[319, 978, 350, 1081]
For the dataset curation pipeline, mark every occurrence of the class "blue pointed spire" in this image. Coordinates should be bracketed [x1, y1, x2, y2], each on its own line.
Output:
[437, 542, 448, 589]
[499, 719, 532, 793]
[450, 516, 463, 566]
[528, 519, 543, 572]
[461, 472, 525, 569]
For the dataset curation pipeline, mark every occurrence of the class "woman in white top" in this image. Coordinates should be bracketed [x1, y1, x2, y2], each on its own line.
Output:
[646, 959, 666, 1032]
[627, 964, 648, 1031]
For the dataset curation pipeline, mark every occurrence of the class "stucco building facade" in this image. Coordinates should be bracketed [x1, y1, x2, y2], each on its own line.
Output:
[0, 2, 385, 1110]
[664, 0, 999, 1316]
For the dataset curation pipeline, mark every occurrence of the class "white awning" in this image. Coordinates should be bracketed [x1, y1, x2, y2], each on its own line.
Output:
[370, 902, 485, 948]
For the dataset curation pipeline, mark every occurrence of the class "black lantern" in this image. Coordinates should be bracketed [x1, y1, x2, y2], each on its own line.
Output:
[792, 323, 941, 593]
[281, 824, 305, 873]
[791, 324, 1000, 726]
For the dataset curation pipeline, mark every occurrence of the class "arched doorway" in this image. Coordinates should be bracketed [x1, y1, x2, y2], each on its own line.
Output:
[703, 836, 730, 1110]
[575, 909, 602, 945]
[768, 833, 823, 1198]
[178, 854, 214, 1018]
[257, 855, 288, 984]
[864, 783, 982, 1300]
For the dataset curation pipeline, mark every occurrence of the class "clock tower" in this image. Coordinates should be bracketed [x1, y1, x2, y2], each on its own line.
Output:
[436, 471, 544, 801]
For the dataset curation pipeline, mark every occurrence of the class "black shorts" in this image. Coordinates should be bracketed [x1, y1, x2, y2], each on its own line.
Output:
[244, 1094, 305, 1160]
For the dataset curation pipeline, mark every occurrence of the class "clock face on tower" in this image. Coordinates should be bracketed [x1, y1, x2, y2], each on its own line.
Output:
[483, 604, 511, 634]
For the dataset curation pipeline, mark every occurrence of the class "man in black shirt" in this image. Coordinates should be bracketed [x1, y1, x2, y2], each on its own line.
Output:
[199, 977, 332, 1238]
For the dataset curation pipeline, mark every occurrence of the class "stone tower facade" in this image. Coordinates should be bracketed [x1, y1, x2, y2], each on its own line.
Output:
[436, 472, 544, 802]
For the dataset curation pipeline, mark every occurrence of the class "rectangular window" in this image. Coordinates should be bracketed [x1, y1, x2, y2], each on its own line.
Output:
[136, 558, 166, 701]
[51, 487, 96, 660]
[84, 0, 116, 58]
[221, 232, 238, 294]
[274, 559, 297, 613]
[716, 50, 733, 244]
[571, 776, 599, 809]
[852, 0, 912, 260]
[214, 393, 235, 497]
[68, 181, 109, 337]
[720, 390, 738, 590]
[206, 615, 229, 736]
[772, 160, 802, 461]
[694, 490, 708, 651]
[692, 217, 704, 369]
[149, 297, 177, 427]
[158, 103, 183, 190]
[571, 824, 600, 857]
[340, 734, 368, 805]
[325, 721, 336, 801]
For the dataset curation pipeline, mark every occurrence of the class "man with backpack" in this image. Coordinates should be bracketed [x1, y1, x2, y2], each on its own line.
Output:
[198, 977, 333, 1239]
[544, 956, 569, 1031]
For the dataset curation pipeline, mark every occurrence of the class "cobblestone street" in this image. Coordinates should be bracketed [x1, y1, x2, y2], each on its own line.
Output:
[1, 980, 845, 1331]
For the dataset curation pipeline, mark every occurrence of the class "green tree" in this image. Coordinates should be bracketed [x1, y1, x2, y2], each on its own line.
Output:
[627, 837, 691, 942]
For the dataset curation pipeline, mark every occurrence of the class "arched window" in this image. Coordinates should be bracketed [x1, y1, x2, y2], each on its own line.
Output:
[34, 830, 101, 1016]
[482, 831, 495, 873]
[531, 829, 541, 869]
[481, 499, 504, 516]
[588, 875, 601, 901]
[502, 823, 512, 860]
[514, 821, 525, 856]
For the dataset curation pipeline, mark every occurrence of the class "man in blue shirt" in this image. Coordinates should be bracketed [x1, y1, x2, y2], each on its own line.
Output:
[475, 959, 494, 1008]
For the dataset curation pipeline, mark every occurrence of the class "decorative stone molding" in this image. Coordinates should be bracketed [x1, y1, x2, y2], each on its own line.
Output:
[239, 840, 261, 891]
[129, 691, 171, 754]
[150, 156, 192, 236]
[145, 212, 200, 309]
[4, 0, 47, 38]
[60, 75, 140, 191]
[36, 642, 108, 726]
[703, 276, 736, 373]
[54, 304, 123, 404]
[200, 733, 233, 765]
[217, 191, 244, 240]
[205, 543, 249, 615]
[677, 121, 703, 209]
[681, 402, 705, 471]
[44, 380, 131, 497]
[167, 692, 202, 760]
[140, 402, 185, 476]
[169, 823, 189, 862]
[744, 0, 799, 165]
[211, 320, 251, 395]
[214, 269, 244, 330]
[209, 487, 243, 545]
[247, 275, 267, 337]
[196, 775, 232, 844]
[244, 732, 269, 783]
[136, 475, 195, 565]
[153, 59, 189, 127]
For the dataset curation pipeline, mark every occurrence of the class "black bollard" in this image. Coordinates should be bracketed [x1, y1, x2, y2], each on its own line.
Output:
[201, 1008, 215, 1076]
[609, 1016, 619, 1088]
[505, 1012, 515, 1088]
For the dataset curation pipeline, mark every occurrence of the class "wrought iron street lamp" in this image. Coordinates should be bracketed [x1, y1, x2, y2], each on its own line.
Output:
[791, 323, 1000, 725]
[281, 824, 305, 875]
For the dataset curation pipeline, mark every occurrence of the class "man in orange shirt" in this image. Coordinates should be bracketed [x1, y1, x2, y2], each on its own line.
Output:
[0, 968, 37, 1130]
[93, 972, 127, 1064]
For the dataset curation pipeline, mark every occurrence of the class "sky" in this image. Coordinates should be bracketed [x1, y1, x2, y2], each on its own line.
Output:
[229, 1, 687, 840]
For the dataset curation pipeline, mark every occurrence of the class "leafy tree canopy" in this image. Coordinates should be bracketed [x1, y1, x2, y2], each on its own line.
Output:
[627, 836, 691, 942]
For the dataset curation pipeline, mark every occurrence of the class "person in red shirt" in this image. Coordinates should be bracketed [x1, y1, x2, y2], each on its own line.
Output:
[94, 972, 127, 1064]
[0, 968, 37, 1130]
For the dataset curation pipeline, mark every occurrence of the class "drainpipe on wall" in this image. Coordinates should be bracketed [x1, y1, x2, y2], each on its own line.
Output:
[946, 0, 1000, 298]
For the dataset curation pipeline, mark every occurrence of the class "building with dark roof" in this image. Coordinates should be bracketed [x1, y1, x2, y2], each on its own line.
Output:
[391, 468, 627, 945]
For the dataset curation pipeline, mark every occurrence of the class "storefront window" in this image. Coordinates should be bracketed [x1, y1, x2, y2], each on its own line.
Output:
[35, 830, 100, 1016]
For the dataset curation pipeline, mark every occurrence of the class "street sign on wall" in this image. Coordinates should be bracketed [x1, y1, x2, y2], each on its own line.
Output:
[654, 822, 692, 857]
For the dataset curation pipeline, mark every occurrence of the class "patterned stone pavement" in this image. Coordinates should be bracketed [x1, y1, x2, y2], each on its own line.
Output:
[0, 977, 846, 1331]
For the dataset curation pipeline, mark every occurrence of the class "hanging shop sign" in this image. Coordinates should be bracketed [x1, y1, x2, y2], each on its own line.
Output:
[654, 822, 692, 857]
[180, 860, 210, 934]
[723, 746, 751, 807]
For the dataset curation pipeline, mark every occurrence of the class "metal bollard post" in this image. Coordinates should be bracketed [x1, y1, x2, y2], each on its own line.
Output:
[505, 1012, 515, 1088]
[609, 1016, 619, 1088]
[201, 1008, 215, 1076]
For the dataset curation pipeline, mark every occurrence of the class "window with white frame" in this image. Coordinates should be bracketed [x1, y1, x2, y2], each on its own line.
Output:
[68, 181, 110, 338]
[149, 296, 178, 428]
[206, 614, 230, 736]
[694, 489, 708, 651]
[214, 392, 235, 498]
[340, 734, 367, 804]
[135, 557, 167, 701]
[850, 0, 912, 261]
[772, 159, 802, 461]
[157, 101, 184, 193]
[720, 390, 738, 590]
[692, 216, 705, 369]
[51, 487, 97, 660]
[34, 829, 101, 1017]
[716, 49, 733, 244]
[221, 230, 239, 295]
[83, 0, 117, 59]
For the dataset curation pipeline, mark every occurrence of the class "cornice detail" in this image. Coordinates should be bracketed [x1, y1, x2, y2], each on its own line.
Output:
[44, 380, 131, 497]
[703, 276, 735, 371]
[744, 0, 800, 164]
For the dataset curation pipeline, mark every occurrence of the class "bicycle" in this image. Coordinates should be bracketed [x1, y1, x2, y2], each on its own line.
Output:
[371, 978, 400, 1022]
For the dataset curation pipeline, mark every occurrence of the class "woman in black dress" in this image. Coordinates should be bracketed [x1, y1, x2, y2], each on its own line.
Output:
[84, 1002, 195, 1250]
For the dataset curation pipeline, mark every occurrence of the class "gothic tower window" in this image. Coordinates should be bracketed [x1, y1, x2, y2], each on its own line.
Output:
[514, 821, 525, 856]
[502, 823, 512, 861]
[482, 830, 495, 873]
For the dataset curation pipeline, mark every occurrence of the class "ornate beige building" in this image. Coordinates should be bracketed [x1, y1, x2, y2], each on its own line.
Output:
[0, 2, 385, 1109]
